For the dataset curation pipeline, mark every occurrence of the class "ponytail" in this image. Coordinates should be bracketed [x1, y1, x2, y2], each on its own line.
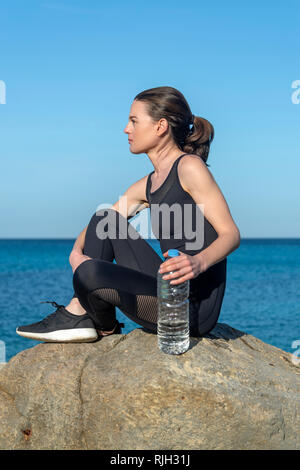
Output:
[134, 86, 215, 167]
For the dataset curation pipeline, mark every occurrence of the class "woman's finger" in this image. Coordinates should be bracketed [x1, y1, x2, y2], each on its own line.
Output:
[162, 265, 192, 280]
[170, 272, 194, 285]
[160, 258, 190, 273]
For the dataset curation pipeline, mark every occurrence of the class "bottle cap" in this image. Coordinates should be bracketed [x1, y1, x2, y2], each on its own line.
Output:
[168, 249, 180, 257]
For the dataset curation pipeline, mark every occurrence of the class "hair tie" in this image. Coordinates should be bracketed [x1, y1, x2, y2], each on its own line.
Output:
[187, 114, 195, 136]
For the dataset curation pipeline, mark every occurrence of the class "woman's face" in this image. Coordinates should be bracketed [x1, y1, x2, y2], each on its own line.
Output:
[124, 100, 166, 154]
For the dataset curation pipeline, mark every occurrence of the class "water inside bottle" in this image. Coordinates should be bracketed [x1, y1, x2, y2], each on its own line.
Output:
[157, 265, 190, 355]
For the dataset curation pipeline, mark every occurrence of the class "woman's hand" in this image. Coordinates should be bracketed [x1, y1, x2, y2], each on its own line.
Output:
[69, 250, 92, 274]
[159, 250, 206, 285]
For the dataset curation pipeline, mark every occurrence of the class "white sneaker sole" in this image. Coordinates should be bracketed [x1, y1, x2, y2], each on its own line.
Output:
[16, 327, 98, 343]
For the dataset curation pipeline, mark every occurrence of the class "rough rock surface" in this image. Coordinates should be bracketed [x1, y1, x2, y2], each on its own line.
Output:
[0, 323, 299, 450]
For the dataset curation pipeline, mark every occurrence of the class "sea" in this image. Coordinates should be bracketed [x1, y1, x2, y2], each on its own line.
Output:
[0, 238, 299, 362]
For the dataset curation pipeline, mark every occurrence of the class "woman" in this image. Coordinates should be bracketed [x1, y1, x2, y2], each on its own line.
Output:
[16, 86, 240, 342]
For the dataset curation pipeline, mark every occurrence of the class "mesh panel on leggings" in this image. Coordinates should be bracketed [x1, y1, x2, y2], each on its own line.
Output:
[93, 288, 158, 325]
[136, 295, 158, 324]
[93, 288, 122, 307]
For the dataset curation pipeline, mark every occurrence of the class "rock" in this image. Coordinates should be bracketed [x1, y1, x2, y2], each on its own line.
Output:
[0, 323, 299, 450]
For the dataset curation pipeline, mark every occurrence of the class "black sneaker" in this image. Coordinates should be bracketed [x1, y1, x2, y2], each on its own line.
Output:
[16, 301, 98, 343]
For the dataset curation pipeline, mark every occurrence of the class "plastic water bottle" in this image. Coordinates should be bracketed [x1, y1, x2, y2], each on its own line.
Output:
[157, 249, 190, 355]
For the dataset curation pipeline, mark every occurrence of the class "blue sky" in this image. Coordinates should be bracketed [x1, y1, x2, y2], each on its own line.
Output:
[0, 0, 299, 238]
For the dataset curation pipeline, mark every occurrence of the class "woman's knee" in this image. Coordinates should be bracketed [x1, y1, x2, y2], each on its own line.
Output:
[72, 258, 111, 296]
[73, 259, 99, 296]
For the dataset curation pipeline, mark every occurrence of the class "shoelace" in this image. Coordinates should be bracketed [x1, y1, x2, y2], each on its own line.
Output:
[40, 301, 125, 331]
[39, 300, 65, 326]
[40, 300, 65, 309]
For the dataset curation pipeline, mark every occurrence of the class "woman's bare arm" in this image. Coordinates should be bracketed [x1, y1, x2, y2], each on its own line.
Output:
[69, 226, 88, 272]
[71, 226, 87, 255]
[110, 174, 149, 219]
[179, 155, 240, 271]
[69, 175, 149, 271]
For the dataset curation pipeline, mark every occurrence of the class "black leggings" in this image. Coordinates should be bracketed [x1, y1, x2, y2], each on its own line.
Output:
[72, 208, 227, 336]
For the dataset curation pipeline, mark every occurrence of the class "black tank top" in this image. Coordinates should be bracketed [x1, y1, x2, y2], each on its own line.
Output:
[146, 153, 219, 257]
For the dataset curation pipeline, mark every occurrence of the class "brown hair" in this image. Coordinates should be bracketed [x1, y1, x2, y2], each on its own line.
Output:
[133, 86, 214, 167]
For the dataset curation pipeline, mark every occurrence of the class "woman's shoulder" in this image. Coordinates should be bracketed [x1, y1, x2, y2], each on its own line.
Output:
[180, 153, 206, 163]
[178, 153, 209, 173]
[177, 153, 214, 190]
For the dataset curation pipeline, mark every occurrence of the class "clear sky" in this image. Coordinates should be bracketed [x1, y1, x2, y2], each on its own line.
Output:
[0, 0, 299, 238]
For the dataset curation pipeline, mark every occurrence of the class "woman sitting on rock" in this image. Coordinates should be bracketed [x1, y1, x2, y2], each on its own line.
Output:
[16, 86, 240, 342]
